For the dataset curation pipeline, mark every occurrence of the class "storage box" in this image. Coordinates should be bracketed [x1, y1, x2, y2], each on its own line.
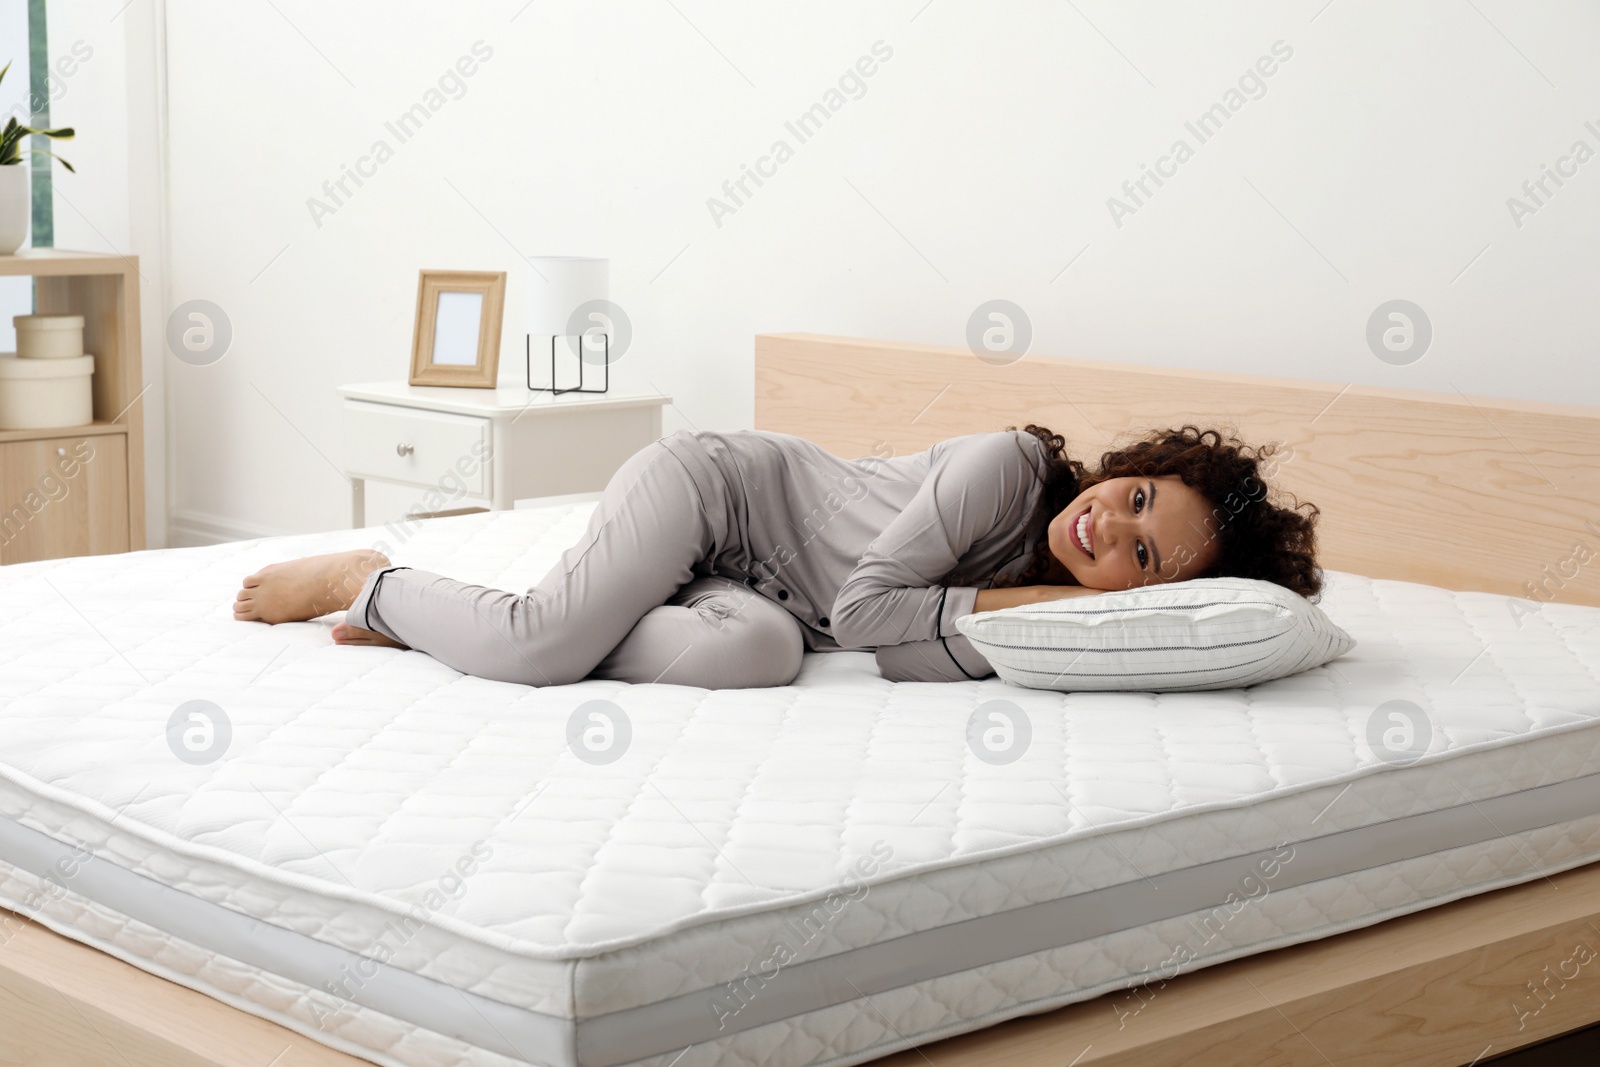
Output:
[14, 314, 86, 359]
[0, 353, 95, 429]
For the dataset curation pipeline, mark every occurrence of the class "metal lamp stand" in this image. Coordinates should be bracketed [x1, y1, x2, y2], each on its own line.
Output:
[525, 333, 610, 395]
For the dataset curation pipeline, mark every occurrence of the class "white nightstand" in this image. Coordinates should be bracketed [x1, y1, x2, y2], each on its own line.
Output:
[338, 382, 672, 527]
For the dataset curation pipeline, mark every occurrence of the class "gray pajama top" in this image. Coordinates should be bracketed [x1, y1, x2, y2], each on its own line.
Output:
[658, 427, 1053, 682]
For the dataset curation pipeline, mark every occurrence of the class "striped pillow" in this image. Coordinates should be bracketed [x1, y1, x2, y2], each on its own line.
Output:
[953, 577, 1355, 692]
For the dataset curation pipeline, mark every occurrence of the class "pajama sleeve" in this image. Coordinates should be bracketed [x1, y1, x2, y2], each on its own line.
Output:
[829, 431, 1037, 652]
[873, 632, 996, 683]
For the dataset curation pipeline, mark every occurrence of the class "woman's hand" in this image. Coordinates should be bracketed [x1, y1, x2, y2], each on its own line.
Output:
[973, 584, 1103, 612]
[1029, 584, 1105, 602]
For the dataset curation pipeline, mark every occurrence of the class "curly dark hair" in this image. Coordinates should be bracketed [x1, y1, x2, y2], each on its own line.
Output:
[969, 422, 1324, 599]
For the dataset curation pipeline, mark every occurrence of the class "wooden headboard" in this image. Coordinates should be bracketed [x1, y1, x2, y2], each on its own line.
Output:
[754, 333, 1600, 607]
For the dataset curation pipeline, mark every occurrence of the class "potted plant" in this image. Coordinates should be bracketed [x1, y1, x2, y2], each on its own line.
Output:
[0, 60, 75, 256]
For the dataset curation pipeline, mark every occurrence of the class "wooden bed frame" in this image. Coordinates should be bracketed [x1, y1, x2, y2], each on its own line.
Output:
[754, 333, 1600, 607]
[3, 332, 1598, 1066]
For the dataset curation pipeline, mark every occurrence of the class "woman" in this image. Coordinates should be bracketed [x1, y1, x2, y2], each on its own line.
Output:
[233, 423, 1321, 686]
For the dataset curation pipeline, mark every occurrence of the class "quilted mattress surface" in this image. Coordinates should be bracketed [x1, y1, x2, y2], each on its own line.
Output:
[2, 504, 1600, 1067]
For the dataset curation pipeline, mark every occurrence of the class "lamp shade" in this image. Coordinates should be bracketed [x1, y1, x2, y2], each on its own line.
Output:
[526, 256, 608, 337]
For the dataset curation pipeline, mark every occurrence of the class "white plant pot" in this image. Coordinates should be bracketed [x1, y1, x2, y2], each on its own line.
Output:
[0, 166, 30, 256]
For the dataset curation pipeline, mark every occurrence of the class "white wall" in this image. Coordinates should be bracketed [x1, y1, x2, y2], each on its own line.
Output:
[143, 1, 1600, 537]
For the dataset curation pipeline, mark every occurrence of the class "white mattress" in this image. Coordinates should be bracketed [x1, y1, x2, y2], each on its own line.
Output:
[2, 504, 1599, 1067]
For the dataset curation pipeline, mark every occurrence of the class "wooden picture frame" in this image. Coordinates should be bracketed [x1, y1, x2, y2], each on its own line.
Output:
[407, 269, 505, 388]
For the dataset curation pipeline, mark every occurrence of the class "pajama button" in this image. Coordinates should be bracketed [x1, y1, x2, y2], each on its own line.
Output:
[777, 589, 789, 600]
[819, 617, 829, 627]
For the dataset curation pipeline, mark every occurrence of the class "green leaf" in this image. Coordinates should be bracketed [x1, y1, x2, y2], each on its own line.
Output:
[29, 147, 74, 173]
[0, 64, 84, 173]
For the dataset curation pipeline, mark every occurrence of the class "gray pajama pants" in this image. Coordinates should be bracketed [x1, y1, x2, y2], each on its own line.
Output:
[345, 440, 807, 689]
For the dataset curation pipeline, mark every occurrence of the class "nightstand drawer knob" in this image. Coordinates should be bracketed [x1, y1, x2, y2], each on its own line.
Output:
[396, 443, 414, 457]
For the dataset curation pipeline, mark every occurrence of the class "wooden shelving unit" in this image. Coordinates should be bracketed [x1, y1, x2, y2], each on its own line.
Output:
[0, 249, 145, 563]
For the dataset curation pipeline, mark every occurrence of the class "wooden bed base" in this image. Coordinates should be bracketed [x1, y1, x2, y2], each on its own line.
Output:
[874, 857, 1600, 1066]
[3, 333, 1598, 1066]
[8, 859, 1600, 1067]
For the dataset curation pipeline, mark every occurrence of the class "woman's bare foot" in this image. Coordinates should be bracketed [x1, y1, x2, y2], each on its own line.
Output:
[331, 620, 409, 648]
[234, 550, 391, 624]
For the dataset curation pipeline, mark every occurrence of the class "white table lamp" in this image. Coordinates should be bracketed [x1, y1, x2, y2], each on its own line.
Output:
[524, 255, 610, 394]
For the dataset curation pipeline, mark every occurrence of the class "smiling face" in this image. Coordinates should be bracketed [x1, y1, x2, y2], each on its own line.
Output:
[1045, 475, 1221, 591]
